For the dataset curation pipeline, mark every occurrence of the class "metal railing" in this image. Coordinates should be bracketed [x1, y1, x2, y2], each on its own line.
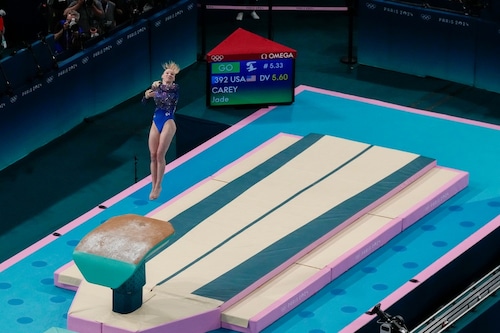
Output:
[411, 264, 500, 333]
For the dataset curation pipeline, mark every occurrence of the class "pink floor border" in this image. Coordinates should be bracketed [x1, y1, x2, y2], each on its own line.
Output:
[338, 213, 500, 333]
[0, 105, 276, 273]
[294, 85, 500, 131]
[4, 85, 497, 273]
[2, 85, 488, 333]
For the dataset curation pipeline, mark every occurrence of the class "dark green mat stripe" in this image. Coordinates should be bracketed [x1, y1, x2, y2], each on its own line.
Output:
[192, 155, 435, 301]
[166, 133, 324, 243]
[157, 137, 374, 285]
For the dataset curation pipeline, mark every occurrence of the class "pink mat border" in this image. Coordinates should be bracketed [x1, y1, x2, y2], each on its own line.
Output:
[339, 213, 500, 333]
[54, 261, 79, 291]
[401, 167, 469, 231]
[54, 132, 299, 291]
[219, 160, 438, 315]
[68, 307, 221, 333]
[64, 139, 455, 333]
[222, 168, 469, 333]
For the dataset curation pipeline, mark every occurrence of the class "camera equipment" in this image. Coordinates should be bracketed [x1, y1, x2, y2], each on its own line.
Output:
[366, 303, 408, 333]
[69, 18, 79, 31]
[23, 42, 44, 79]
[38, 34, 59, 70]
[85, 0, 93, 7]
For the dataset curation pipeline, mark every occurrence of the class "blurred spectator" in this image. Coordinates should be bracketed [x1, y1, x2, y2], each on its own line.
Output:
[0, 1, 48, 49]
[121, 0, 171, 23]
[113, 0, 133, 26]
[128, 0, 153, 16]
[127, 0, 144, 16]
[0, 0, 175, 55]
[101, 0, 117, 32]
[47, 0, 69, 33]
[143, 1, 154, 12]
[54, 9, 83, 58]
[0, 9, 6, 49]
[64, 0, 104, 36]
[236, 0, 260, 21]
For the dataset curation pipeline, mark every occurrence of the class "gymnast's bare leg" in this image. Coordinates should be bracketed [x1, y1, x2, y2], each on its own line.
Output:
[142, 61, 181, 200]
[148, 119, 176, 200]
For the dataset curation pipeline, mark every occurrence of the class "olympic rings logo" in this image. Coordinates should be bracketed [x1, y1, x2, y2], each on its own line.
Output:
[211, 55, 224, 62]
[420, 14, 431, 21]
[365, 2, 376, 10]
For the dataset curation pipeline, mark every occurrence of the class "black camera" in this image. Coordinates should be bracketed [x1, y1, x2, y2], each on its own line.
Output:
[366, 303, 408, 333]
[85, 0, 93, 7]
[68, 18, 79, 32]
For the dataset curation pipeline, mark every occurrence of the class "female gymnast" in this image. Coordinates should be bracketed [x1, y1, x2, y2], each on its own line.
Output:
[142, 61, 180, 200]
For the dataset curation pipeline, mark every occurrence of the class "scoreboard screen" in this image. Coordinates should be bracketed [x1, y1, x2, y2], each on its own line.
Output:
[207, 58, 295, 107]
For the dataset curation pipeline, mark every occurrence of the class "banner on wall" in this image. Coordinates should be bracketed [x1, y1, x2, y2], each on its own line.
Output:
[89, 20, 151, 113]
[358, 0, 476, 86]
[149, 0, 198, 72]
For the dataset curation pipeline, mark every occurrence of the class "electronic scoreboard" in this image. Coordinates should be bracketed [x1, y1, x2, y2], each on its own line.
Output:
[207, 57, 295, 107]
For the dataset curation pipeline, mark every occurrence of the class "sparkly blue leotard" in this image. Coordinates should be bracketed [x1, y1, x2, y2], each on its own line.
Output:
[143, 83, 179, 132]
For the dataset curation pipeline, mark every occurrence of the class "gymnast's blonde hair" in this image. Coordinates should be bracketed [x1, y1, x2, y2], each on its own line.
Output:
[163, 61, 180, 74]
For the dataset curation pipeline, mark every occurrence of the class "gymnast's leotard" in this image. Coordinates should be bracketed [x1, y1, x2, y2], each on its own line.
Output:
[143, 83, 179, 132]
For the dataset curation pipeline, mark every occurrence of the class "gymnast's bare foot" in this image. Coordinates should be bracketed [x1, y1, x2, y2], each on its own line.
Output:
[149, 187, 161, 200]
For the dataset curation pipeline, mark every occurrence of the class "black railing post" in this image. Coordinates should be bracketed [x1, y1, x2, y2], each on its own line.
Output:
[341, 0, 357, 66]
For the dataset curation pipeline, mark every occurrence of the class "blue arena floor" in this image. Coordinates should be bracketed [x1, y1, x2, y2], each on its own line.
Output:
[1, 86, 499, 333]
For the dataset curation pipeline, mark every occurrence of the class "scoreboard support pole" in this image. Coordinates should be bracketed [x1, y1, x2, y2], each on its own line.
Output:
[268, 0, 274, 41]
[198, 0, 208, 61]
[340, 0, 358, 66]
